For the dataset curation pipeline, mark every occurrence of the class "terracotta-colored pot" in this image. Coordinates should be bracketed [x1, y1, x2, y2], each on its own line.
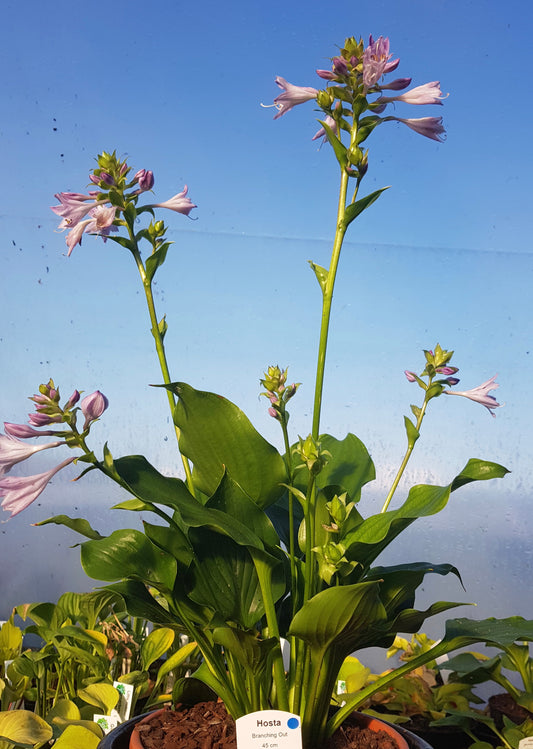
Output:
[97, 706, 434, 749]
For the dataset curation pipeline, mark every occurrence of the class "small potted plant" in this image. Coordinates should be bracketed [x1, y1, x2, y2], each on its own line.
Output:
[2, 33, 530, 749]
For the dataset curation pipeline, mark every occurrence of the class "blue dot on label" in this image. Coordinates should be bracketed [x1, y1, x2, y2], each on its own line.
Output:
[287, 718, 299, 729]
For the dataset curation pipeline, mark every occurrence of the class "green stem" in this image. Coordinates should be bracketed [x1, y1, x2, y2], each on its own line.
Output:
[311, 169, 349, 441]
[127, 239, 195, 494]
[380, 383, 432, 513]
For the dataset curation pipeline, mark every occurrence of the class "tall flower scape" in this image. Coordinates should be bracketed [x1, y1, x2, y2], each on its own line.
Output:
[2, 35, 527, 749]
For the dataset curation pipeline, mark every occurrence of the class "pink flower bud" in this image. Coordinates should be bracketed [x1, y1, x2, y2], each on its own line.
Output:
[134, 169, 155, 192]
[28, 412, 63, 427]
[4, 423, 57, 438]
[64, 390, 81, 409]
[404, 371, 417, 382]
[436, 366, 459, 375]
[268, 407, 280, 420]
[80, 390, 109, 429]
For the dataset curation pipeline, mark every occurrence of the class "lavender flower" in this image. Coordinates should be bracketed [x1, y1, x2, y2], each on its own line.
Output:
[150, 186, 196, 217]
[0, 458, 75, 518]
[4, 423, 58, 438]
[392, 116, 446, 142]
[51, 192, 98, 225]
[375, 82, 446, 107]
[362, 36, 399, 89]
[271, 77, 319, 119]
[444, 376, 502, 417]
[0, 434, 63, 476]
[65, 204, 117, 256]
[80, 390, 109, 430]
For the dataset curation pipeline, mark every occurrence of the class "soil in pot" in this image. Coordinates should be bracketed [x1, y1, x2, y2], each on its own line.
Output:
[131, 701, 409, 749]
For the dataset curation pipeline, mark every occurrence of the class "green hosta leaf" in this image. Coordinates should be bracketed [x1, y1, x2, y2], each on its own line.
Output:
[80, 529, 177, 591]
[34, 514, 105, 540]
[213, 627, 278, 680]
[112, 456, 266, 551]
[187, 528, 283, 629]
[342, 459, 509, 569]
[170, 382, 287, 508]
[289, 581, 386, 656]
[77, 683, 119, 714]
[0, 710, 53, 748]
[104, 581, 179, 626]
[442, 616, 533, 649]
[140, 627, 175, 671]
[293, 433, 375, 502]
[365, 562, 464, 615]
[52, 723, 102, 749]
[206, 471, 280, 548]
[143, 521, 193, 567]
[341, 188, 389, 231]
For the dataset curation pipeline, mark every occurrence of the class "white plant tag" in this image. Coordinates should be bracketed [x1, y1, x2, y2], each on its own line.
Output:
[519, 739, 533, 749]
[94, 714, 120, 734]
[111, 681, 134, 721]
[236, 710, 302, 749]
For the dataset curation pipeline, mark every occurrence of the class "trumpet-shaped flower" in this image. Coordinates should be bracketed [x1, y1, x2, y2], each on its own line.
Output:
[363, 36, 399, 89]
[51, 192, 98, 226]
[444, 376, 502, 417]
[4, 423, 58, 438]
[0, 434, 63, 476]
[272, 77, 318, 119]
[375, 82, 446, 107]
[0, 457, 75, 518]
[80, 390, 109, 430]
[150, 186, 196, 217]
[65, 204, 117, 256]
[392, 116, 446, 142]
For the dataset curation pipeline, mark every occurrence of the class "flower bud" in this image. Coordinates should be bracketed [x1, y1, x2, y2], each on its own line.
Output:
[64, 390, 81, 409]
[404, 371, 417, 382]
[134, 169, 155, 192]
[80, 390, 109, 429]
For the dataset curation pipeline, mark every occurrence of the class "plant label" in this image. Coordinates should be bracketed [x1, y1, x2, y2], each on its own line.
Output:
[111, 681, 134, 721]
[94, 714, 120, 734]
[519, 739, 533, 749]
[236, 710, 302, 749]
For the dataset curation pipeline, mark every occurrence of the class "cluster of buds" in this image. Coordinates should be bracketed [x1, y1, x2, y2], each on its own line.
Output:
[404, 345, 501, 417]
[51, 151, 196, 256]
[0, 382, 109, 518]
[260, 366, 300, 423]
[292, 434, 330, 477]
[313, 493, 360, 584]
[269, 35, 447, 179]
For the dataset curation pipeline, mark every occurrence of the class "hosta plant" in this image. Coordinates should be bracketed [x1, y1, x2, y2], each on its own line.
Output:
[1, 34, 529, 749]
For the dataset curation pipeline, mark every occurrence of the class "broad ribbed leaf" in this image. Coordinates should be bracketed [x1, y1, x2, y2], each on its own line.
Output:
[293, 433, 375, 502]
[112, 456, 266, 550]
[187, 528, 283, 629]
[365, 562, 464, 614]
[80, 529, 177, 591]
[343, 459, 509, 569]
[169, 383, 287, 508]
[288, 581, 386, 655]
[443, 616, 533, 648]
